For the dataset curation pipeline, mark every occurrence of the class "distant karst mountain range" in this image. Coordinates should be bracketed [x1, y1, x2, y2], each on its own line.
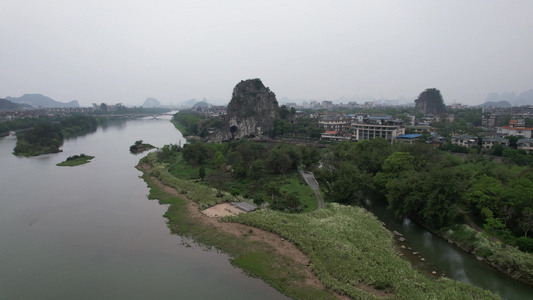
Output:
[480, 90, 533, 107]
[6, 94, 80, 108]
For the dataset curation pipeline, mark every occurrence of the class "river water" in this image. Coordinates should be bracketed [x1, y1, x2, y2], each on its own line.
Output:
[0, 116, 287, 300]
[363, 197, 533, 299]
[2, 117, 532, 300]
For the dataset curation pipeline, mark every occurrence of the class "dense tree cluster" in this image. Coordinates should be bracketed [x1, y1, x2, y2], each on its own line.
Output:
[13, 123, 63, 156]
[12, 116, 99, 156]
[60, 116, 97, 137]
[168, 139, 322, 212]
[315, 138, 533, 251]
[0, 117, 51, 134]
[172, 110, 220, 137]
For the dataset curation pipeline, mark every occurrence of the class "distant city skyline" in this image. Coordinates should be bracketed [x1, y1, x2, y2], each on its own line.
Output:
[2, 1, 532, 107]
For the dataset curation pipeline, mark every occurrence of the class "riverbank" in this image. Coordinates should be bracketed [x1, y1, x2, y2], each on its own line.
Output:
[137, 163, 341, 300]
[138, 157, 499, 299]
[398, 206, 533, 286]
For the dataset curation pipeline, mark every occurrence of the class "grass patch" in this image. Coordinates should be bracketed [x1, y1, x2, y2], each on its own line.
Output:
[279, 175, 318, 211]
[170, 120, 187, 135]
[224, 204, 499, 299]
[57, 154, 94, 166]
[137, 160, 337, 300]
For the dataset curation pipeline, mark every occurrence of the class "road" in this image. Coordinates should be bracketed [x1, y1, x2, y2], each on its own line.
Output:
[299, 170, 324, 210]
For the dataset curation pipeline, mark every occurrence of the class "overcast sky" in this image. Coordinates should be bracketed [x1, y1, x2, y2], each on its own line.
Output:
[1, 0, 532, 106]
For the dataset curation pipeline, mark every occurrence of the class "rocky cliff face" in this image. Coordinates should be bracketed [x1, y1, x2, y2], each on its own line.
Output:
[213, 79, 280, 141]
[414, 88, 446, 115]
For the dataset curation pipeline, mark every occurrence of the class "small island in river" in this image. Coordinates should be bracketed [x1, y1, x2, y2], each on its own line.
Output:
[57, 154, 94, 166]
[130, 140, 155, 154]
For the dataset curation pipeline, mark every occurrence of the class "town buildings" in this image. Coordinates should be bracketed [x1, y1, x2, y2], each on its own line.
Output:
[319, 113, 406, 144]
[498, 120, 533, 138]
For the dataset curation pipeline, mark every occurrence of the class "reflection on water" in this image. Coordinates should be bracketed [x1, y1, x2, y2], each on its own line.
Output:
[0, 118, 287, 300]
[364, 196, 533, 299]
[422, 231, 432, 248]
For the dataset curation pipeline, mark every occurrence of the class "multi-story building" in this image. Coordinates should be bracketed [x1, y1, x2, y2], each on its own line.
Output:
[351, 115, 405, 144]
[451, 134, 478, 147]
[517, 138, 533, 154]
[318, 115, 351, 132]
[498, 120, 533, 138]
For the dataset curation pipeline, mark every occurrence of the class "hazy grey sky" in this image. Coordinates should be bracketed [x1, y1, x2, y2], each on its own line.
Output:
[1, 0, 532, 106]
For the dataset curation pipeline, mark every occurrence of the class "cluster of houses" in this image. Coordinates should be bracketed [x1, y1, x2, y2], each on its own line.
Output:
[450, 134, 533, 154]
[317, 113, 533, 154]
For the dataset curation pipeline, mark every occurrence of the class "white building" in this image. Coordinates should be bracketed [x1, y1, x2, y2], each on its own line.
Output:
[498, 120, 533, 138]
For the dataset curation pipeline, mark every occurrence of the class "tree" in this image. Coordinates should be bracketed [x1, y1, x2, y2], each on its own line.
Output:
[284, 191, 301, 212]
[214, 151, 226, 169]
[266, 183, 282, 209]
[519, 210, 533, 237]
[466, 175, 505, 216]
[352, 138, 392, 174]
[199, 167, 206, 181]
[491, 143, 504, 156]
[279, 105, 290, 119]
[248, 159, 266, 181]
[301, 146, 321, 170]
[182, 141, 209, 165]
[266, 148, 292, 174]
[207, 169, 227, 197]
[272, 119, 292, 136]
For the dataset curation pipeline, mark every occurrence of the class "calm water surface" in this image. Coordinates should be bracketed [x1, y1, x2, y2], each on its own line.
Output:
[0, 117, 287, 300]
[364, 197, 533, 300]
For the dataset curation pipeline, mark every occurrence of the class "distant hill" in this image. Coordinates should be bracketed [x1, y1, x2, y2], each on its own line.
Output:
[485, 90, 533, 106]
[0, 98, 31, 110]
[192, 101, 209, 108]
[477, 101, 512, 108]
[142, 97, 161, 107]
[516, 90, 533, 106]
[6, 94, 80, 108]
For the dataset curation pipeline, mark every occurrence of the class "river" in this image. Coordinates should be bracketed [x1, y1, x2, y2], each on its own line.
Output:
[0, 116, 287, 300]
[363, 197, 533, 299]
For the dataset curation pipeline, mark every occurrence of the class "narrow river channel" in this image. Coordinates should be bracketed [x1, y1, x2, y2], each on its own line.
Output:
[0, 116, 287, 300]
[363, 197, 533, 299]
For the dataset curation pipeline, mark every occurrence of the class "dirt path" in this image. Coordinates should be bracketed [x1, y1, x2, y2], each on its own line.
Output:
[140, 164, 348, 298]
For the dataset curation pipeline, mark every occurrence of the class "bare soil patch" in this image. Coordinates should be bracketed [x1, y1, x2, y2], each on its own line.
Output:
[139, 163, 360, 299]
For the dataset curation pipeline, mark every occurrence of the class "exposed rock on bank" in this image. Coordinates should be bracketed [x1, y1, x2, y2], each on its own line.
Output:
[211, 78, 280, 141]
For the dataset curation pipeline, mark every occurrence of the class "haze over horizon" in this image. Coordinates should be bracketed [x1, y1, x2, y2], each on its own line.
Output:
[1, 1, 532, 107]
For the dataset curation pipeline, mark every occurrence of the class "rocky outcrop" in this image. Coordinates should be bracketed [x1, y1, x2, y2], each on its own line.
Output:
[142, 97, 161, 107]
[212, 79, 280, 141]
[414, 88, 446, 115]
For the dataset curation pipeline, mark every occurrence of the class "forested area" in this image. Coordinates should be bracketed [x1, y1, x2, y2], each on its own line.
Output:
[60, 115, 98, 137]
[13, 123, 63, 156]
[314, 139, 533, 252]
[12, 116, 99, 156]
[161, 139, 321, 212]
[172, 111, 220, 137]
[0, 117, 51, 134]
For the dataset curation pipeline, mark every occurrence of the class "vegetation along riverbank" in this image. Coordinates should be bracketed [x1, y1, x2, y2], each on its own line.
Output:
[138, 149, 498, 299]
[170, 104, 533, 288]
[13, 116, 98, 156]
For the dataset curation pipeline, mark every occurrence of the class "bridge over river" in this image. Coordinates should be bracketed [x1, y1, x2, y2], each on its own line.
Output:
[105, 112, 174, 119]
